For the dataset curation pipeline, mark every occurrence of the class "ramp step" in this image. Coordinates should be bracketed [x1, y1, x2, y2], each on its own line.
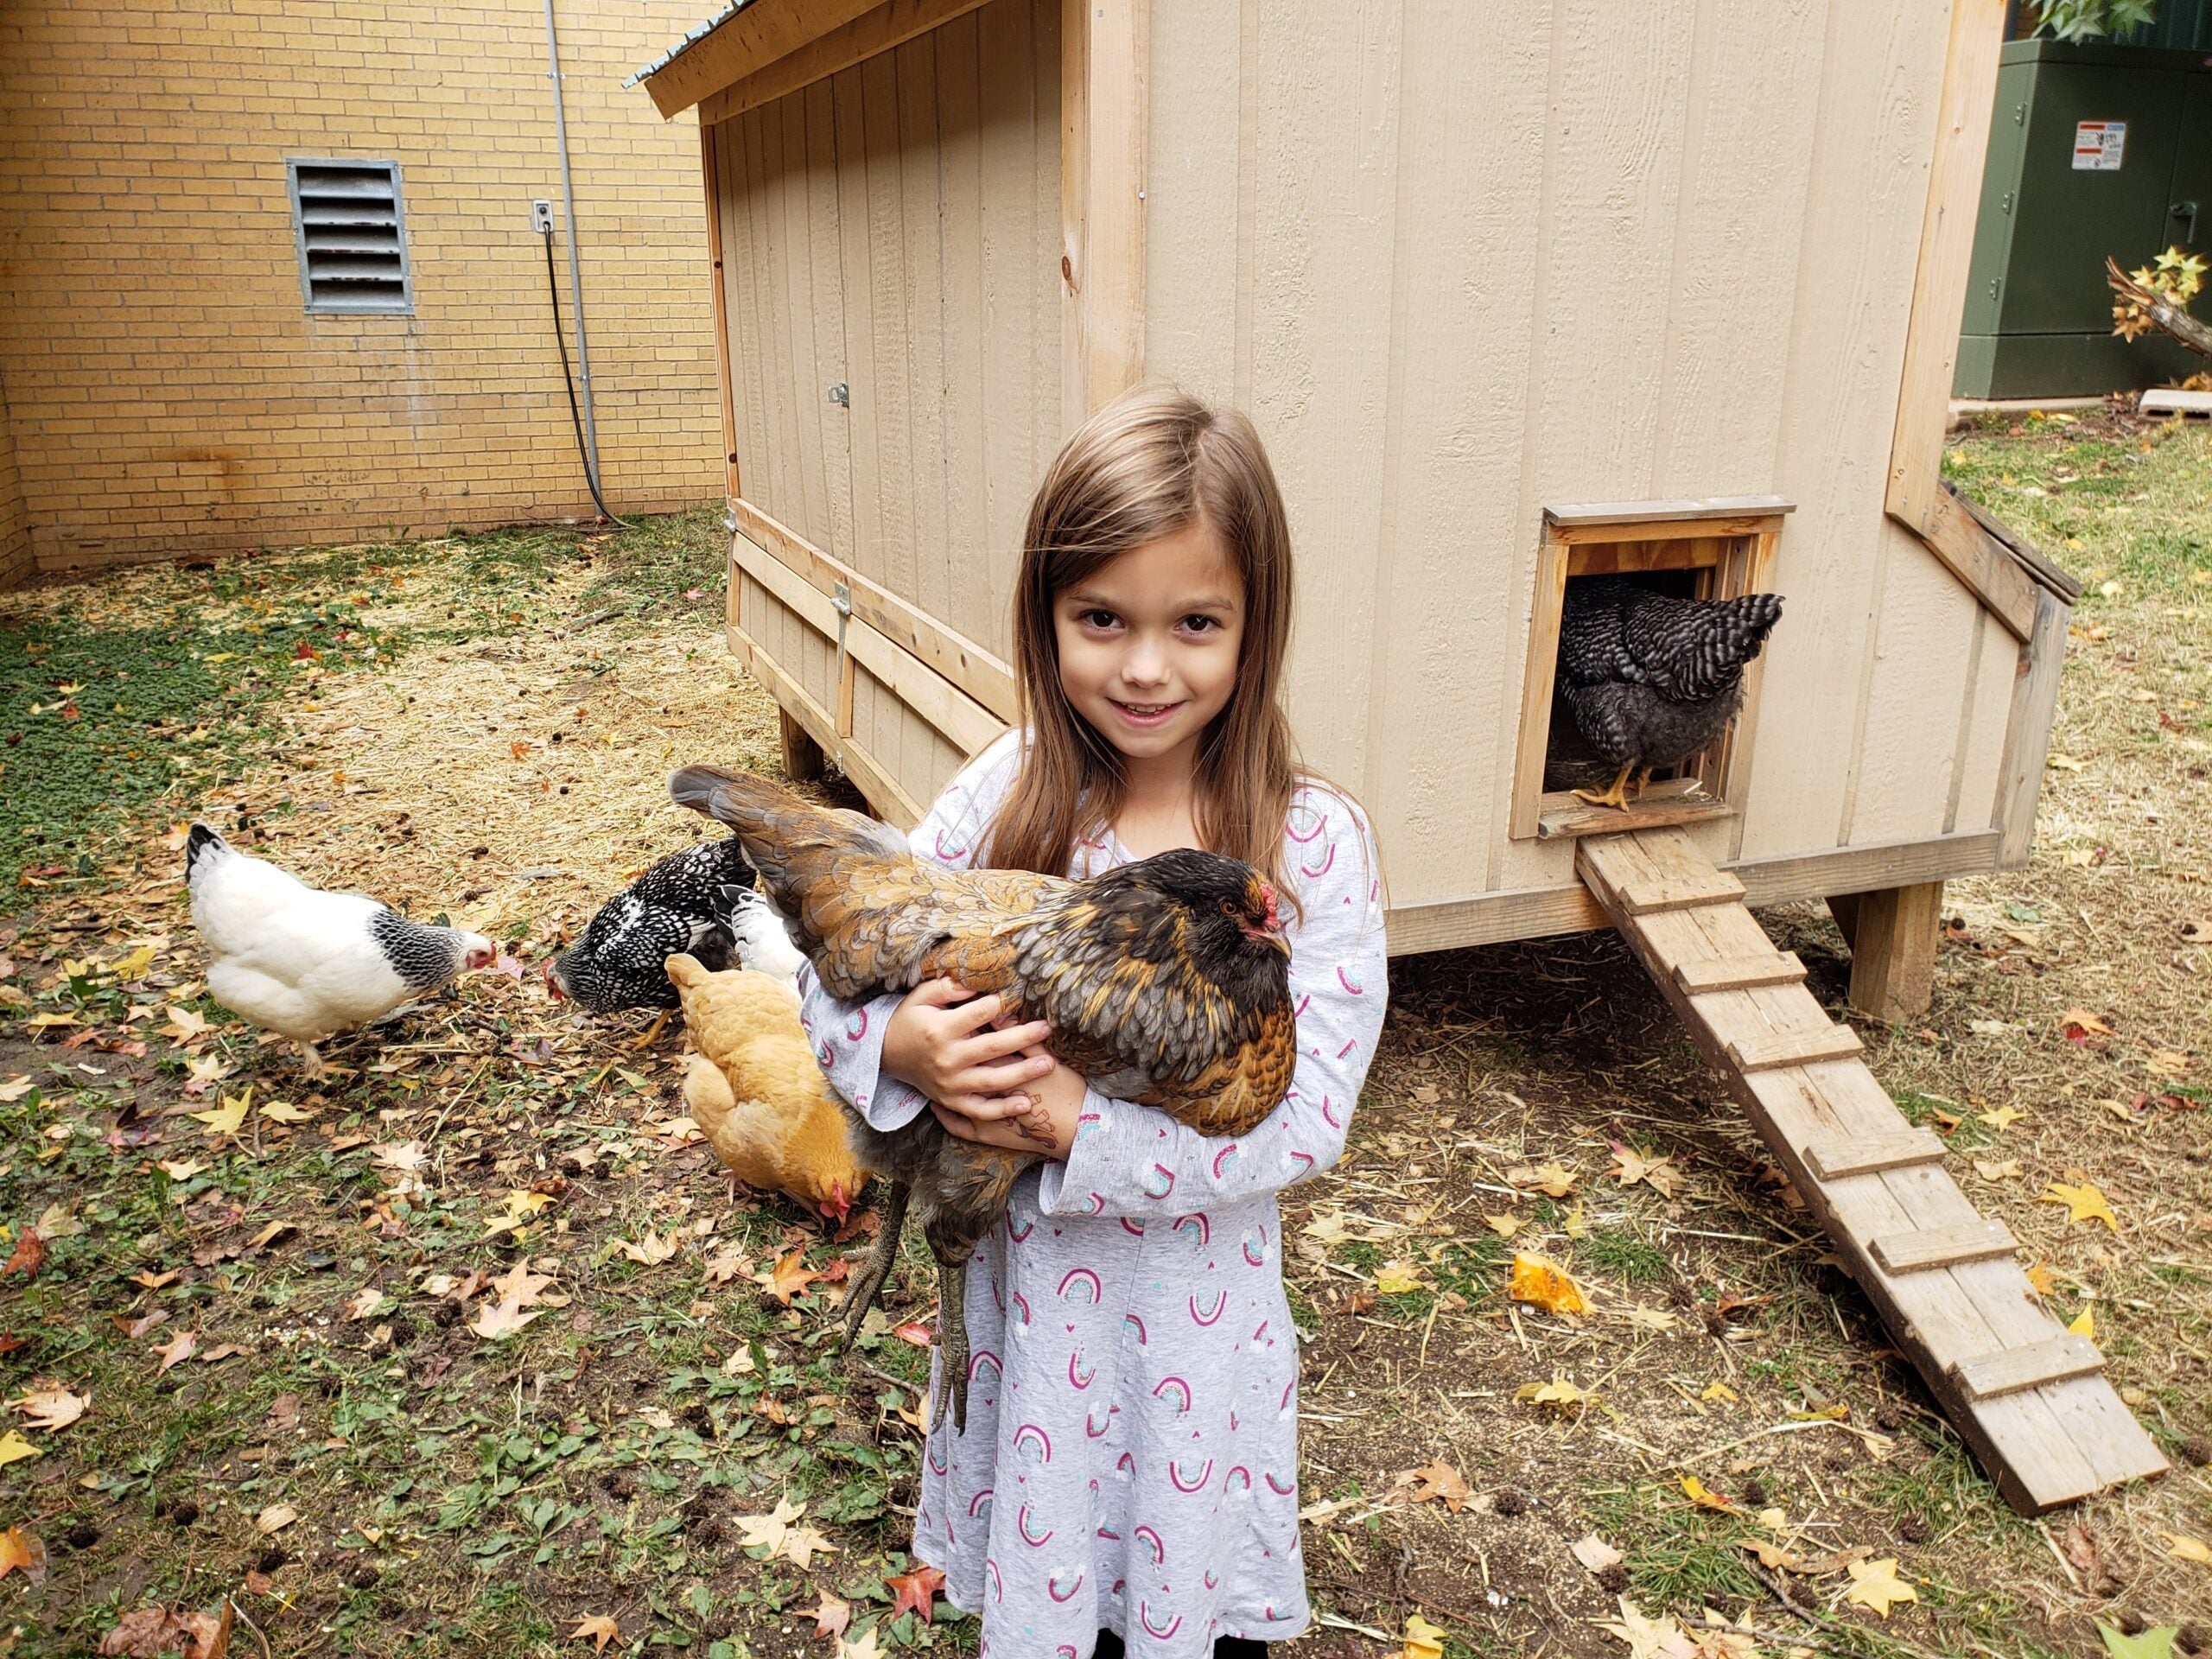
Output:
[1870, 1218, 2019, 1274]
[1675, 951, 1807, 993]
[1804, 1128, 1948, 1181]
[1951, 1334, 2106, 1402]
[1726, 1025, 1865, 1071]
[1611, 871, 1746, 916]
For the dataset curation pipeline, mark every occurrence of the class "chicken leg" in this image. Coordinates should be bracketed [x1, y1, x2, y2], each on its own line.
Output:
[927, 1224, 972, 1434]
[1573, 761, 1637, 811]
[840, 1179, 911, 1347]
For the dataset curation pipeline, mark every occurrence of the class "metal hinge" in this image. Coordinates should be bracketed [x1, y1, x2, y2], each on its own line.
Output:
[722, 505, 738, 533]
[827, 382, 850, 406]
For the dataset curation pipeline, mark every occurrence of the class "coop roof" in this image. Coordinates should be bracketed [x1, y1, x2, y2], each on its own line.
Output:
[624, 1, 753, 92]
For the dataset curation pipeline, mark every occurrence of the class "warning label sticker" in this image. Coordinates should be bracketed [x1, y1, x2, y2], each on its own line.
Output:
[2074, 120, 2127, 170]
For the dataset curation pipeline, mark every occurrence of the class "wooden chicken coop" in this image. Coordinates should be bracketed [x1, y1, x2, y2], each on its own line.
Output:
[634, 1, 2165, 1510]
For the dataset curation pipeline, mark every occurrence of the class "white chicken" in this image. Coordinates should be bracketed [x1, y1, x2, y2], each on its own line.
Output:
[185, 823, 496, 1074]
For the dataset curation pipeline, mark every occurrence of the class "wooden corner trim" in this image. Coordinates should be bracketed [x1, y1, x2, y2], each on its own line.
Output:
[645, 0, 884, 118]
[1062, 0, 1148, 418]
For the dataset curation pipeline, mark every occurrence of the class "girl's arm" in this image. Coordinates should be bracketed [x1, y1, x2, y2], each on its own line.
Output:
[1033, 794, 1386, 1217]
[797, 734, 1026, 1133]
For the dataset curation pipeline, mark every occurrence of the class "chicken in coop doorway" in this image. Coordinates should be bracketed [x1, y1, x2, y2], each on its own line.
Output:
[1544, 575, 1784, 810]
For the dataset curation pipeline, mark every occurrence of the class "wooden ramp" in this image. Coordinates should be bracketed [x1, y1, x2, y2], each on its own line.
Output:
[1576, 828, 2166, 1515]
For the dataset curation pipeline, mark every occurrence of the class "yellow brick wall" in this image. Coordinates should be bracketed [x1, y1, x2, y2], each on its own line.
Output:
[0, 0, 726, 578]
[0, 387, 27, 587]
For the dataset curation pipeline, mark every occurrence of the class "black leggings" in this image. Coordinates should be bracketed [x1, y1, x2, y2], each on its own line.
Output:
[1093, 1634, 1265, 1658]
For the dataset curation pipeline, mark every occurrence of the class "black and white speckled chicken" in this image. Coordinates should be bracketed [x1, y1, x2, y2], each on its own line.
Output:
[546, 837, 758, 1011]
[1545, 576, 1784, 809]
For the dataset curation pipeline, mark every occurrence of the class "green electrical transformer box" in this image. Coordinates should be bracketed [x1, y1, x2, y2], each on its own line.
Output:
[1957, 39, 2212, 398]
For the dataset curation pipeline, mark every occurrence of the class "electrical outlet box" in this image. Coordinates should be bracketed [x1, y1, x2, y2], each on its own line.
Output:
[530, 199, 554, 235]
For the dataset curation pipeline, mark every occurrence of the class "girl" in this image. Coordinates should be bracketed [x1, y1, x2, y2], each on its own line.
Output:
[799, 388, 1387, 1659]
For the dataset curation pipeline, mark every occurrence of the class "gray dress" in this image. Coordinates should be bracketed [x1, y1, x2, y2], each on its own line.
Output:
[798, 732, 1388, 1659]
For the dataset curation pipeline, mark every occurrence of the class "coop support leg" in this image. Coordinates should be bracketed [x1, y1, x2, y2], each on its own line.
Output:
[779, 708, 825, 784]
[1837, 880, 1943, 1022]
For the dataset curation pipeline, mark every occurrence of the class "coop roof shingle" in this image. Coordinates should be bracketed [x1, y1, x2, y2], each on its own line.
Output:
[625, 0, 759, 87]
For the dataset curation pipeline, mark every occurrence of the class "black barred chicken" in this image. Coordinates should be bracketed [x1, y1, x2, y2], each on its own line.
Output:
[669, 763, 1295, 1429]
[1545, 576, 1784, 809]
[545, 836, 757, 1011]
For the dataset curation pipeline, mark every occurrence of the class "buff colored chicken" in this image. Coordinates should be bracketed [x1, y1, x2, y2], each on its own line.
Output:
[669, 937, 868, 1224]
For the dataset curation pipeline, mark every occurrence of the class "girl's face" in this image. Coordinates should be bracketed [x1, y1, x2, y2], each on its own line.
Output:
[1052, 518, 1246, 772]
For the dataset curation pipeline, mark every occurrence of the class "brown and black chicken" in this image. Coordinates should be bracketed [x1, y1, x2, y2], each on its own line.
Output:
[668, 763, 1296, 1429]
[1545, 575, 1785, 809]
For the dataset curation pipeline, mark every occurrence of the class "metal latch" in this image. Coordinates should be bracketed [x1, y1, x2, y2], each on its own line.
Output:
[831, 582, 853, 712]
[827, 382, 849, 406]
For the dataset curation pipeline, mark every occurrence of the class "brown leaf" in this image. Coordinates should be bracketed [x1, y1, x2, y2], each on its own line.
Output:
[805, 1592, 853, 1641]
[570, 1614, 621, 1654]
[1393, 1460, 1471, 1514]
[886, 1562, 945, 1625]
[11, 1386, 86, 1432]
[0, 1526, 48, 1583]
[152, 1330, 199, 1374]
[99, 1600, 232, 1659]
[3, 1228, 45, 1281]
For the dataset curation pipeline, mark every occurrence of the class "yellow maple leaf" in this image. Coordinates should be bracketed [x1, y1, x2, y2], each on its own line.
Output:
[1843, 1557, 1916, 1617]
[2162, 1531, 2212, 1567]
[1399, 1612, 1447, 1659]
[259, 1100, 310, 1123]
[1681, 1475, 1739, 1513]
[1508, 1160, 1579, 1198]
[1508, 1252, 1590, 1319]
[1484, 1213, 1525, 1238]
[486, 1189, 553, 1236]
[1302, 1211, 1350, 1248]
[2025, 1260, 2060, 1297]
[189, 1088, 252, 1137]
[2068, 1305, 2095, 1338]
[1374, 1260, 1427, 1294]
[108, 943, 159, 981]
[0, 1431, 40, 1466]
[1976, 1104, 2024, 1132]
[1700, 1381, 1738, 1403]
[1515, 1377, 1597, 1412]
[2041, 1180, 2120, 1232]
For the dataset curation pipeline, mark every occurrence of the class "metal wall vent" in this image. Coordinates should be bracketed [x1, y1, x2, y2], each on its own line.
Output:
[287, 158, 413, 315]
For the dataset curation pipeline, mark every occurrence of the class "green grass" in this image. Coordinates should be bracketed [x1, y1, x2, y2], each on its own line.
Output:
[1577, 1226, 1670, 1287]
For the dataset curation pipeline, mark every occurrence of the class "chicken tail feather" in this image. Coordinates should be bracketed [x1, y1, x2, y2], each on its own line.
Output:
[668, 764, 904, 912]
[184, 822, 231, 882]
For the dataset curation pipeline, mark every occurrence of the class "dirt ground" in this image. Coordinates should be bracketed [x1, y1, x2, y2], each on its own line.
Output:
[1, 416, 2208, 1659]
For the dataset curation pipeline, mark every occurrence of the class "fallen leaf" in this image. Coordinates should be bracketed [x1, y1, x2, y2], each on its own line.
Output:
[3, 1228, 45, 1281]
[1976, 1105, 2024, 1132]
[2145, 1049, 2193, 1078]
[486, 1189, 554, 1237]
[2099, 1626, 2181, 1659]
[1507, 1161, 1579, 1198]
[158, 1159, 207, 1181]
[1572, 1533, 1624, 1574]
[2046, 752, 2086, 771]
[114, 1310, 168, 1339]
[11, 1386, 86, 1432]
[258, 1100, 309, 1124]
[152, 1330, 199, 1373]
[1400, 1612, 1449, 1659]
[1484, 1212, 1526, 1238]
[620, 1228, 678, 1266]
[372, 1140, 428, 1173]
[109, 944, 159, 981]
[1700, 1381, 1738, 1403]
[1973, 1158, 2021, 1182]
[0, 1431, 41, 1465]
[255, 1503, 299, 1534]
[34, 1204, 83, 1240]
[162, 1006, 212, 1044]
[804, 1592, 853, 1641]
[886, 1562, 945, 1624]
[1515, 1377, 1597, 1412]
[570, 1614, 621, 1654]
[2042, 1180, 2120, 1232]
[734, 1497, 803, 1555]
[98, 1601, 232, 1659]
[1680, 1475, 1739, 1513]
[893, 1320, 934, 1347]
[471, 1261, 553, 1340]
[345, 1287, 386, 1322]
[1600, 1597, 1697, 1659]
[2026, 1260, 2060, 1297]
[1608, 1143, 1682, 1198]
[2060, 1007, 2113, 1038]
[779, 1522, 836, 1569]
[767, 1249, 820, 1304]
[1508, 1252, 1590, 1319]
[1302, 1211, 1351, 1248]
[0, 1077, 33, 1103]
[1842, 1557, 1916, 1618]
[836, 1630, 883, 1659]
[1374, 1259, 1427, 1294]
[1393, 1460, 1471, 1514]
[188, 1089, 252, 1138]
[2069, 1305, 2096, 1338]
[1622, 1305, 1677, 1333]
[2162, 1530, 2212, 1567]
[0, 1526, 48, 1582]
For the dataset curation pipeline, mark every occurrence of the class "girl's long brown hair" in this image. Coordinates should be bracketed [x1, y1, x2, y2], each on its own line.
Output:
[985, 387, 1303, 906]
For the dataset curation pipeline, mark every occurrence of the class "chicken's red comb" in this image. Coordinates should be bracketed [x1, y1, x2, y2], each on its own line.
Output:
[1260, 882, 1281, 932]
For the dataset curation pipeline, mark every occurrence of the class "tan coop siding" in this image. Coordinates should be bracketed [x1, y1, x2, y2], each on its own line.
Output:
[710, 0, 1062, 664]
[1141, 0, 2013, 914]
[0, 0, 724, 574]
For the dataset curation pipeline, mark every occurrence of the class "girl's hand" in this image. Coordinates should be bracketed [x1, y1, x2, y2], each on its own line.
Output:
[880, 978, 1056, 1121]
[931, 1050, 1084, 1160]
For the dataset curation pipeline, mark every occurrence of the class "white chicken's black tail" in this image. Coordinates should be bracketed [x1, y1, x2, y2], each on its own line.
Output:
[184, 823, 231, 881]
